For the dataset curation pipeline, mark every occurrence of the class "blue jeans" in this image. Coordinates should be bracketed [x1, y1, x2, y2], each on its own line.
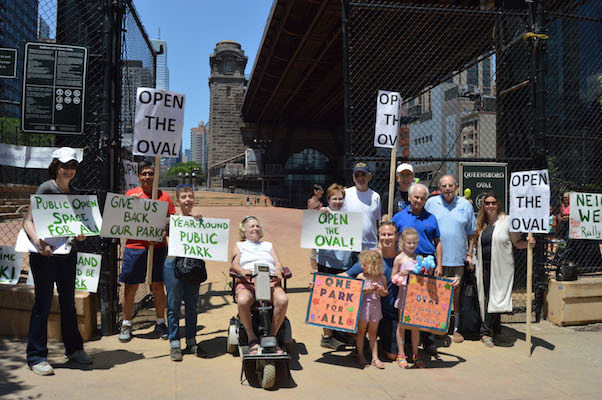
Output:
[27, 252, 84, 366]
[163, 258, 200, 348]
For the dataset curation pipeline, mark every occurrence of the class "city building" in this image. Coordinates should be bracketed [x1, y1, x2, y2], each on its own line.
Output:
[191, 121, 209, 173]
[120, 60, 154, 149]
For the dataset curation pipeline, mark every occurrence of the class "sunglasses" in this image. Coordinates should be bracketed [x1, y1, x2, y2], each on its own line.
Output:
[176, 184, 192, 188]
[139, 171, 154, 177]
[484, 201, 497, 206]
[60, 162, 79, 169]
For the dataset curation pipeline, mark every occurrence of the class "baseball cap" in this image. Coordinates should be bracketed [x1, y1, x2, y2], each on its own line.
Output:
[396, 163, 414, 174]
[353, 162, 370, 174]
[51, 147, 78, 163]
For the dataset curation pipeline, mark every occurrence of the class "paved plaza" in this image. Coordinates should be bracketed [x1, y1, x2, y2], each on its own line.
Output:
[1, 207, 601, 399]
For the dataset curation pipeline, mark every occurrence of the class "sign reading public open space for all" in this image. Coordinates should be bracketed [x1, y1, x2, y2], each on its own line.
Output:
[30, 195, 102, 238]
[100, 193, 168, 241]
[509, 169, 550, 233]
[168, 216, 230, 262]
[300, 210, 362, 252]
[569, 192, 602, 240]
[22, 43, 87, 134]
[133, 88, 185, 157]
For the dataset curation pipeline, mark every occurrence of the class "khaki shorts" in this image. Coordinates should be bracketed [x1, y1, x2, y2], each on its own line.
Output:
[309, 248, 318, 260]
[442, 266, 464, 279]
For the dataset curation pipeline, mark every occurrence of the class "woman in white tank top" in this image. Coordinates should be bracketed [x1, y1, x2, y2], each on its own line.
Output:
[231, 216, 288, 354]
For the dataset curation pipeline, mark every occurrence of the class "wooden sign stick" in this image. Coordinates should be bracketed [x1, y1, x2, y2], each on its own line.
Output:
[526, 231, 533, 357]
[145, 155, 162, 286]
[387, 146, 396, 222]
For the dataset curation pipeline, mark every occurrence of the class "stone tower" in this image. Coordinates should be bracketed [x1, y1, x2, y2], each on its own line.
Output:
[208, 40, 248, 186]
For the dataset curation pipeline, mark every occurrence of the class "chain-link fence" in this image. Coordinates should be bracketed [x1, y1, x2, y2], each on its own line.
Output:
[342, 0, 602, 321]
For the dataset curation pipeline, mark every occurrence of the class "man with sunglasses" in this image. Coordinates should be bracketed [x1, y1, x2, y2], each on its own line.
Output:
[343, 162, 381, 251]
[119, 160, 176, 342]
[425, 174, 476, 344]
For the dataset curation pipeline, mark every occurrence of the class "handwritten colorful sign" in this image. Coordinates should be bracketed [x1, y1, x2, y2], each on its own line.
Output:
[305, 274, 363, 333]
[30, 195, 102, 238]
[100, 193, 168, 241]
[400, 273, 453, 335]
[75, 252, 101, 293]
[168, 216, 230, 261]
[569, 192, 602, 240]
[300, 210, 362, 252]
[0, 247, 23, 285]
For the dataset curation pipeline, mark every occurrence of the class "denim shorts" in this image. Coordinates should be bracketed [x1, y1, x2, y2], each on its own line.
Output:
[119, 247, 167, 284]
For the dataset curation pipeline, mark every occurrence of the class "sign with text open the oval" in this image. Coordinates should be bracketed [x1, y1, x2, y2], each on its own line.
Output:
[300, 210, 362, 252]
[133, 88, 185, 158]
[99, 193, 168, 241]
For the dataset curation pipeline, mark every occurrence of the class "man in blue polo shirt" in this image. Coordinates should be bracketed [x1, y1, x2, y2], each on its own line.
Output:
[391, 182, 441, 356]
[425, 174, 476, 344]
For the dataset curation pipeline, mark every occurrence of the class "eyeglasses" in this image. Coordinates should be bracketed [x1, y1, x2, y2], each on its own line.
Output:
[484, 201, 497, 206]
[139, 171, 154, 176]
[60, 162, 78, 169]
[176, 184, 192, 188]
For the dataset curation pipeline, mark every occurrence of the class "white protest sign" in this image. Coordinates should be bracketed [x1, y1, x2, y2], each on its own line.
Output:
[168, 216, 230, 261]
[75, 252, 101, 292]
[374, 90, 402, 148]
[100, 193, 168, 241]
[300, 210, 363, 252]
[30, 195, 102, 238]
[123, 160, 139, 191]
[0, 143, 83, 169]
[509, 169, 550, 233]
[0, 247, 23, 285]
[133, 88, 185, 157]
[569, 192, 602, 240]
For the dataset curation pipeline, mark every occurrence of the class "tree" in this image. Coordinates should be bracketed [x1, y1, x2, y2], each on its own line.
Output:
[160, 161, 205, 187]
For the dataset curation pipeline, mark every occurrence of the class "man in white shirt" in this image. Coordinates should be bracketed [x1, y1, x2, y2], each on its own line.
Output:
[343, 162, 381, 250]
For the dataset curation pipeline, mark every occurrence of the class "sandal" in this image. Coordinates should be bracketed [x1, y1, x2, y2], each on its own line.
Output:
[396, 354, 409, 369]
[248, 339, 260, 355]
[413, 354, 425, 369]
[371, 359, 385, 369]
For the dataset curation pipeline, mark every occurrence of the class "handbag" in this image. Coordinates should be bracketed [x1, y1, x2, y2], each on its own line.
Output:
[174, 257, 207, 283]
[458, 269, 482, 333]
[556, 259, 578, 281]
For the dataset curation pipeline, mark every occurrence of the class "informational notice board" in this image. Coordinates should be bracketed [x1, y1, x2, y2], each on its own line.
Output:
[22, 42, 87, 134]
[400, 273, 454, 335]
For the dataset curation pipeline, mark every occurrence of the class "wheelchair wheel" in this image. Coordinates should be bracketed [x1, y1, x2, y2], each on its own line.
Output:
[260, 361, 276, 389]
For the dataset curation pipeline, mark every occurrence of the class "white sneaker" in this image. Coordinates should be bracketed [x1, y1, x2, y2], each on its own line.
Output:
[29, 361, 54, 376]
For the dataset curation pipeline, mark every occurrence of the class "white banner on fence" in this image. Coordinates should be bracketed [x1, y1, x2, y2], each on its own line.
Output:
[123, 160, 139, 191]
[569, 192, 602, 240]
[0, 143, 83, 169]
[300, 210, 363, 252]
[100, 193, 168, 241]
[0, 246, 23, 285]
[168, 216, 230, 261]
[374, 90, 402, 149]
[31, 195, 102, 238]
[509, 169, 550, 233]
[133, 88, 185, 158]
[75, 252, 101, 293]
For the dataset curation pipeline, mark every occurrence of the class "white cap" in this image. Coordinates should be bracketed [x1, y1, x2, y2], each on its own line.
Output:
[51, 147, 78, 163]
[396, 163, 414, 174]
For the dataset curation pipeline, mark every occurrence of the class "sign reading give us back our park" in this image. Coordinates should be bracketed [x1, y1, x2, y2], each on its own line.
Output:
[100, 193, 168, 241]
[133, 88, 185, 157]
[168, 216, 230, 261]
[30, 195, 102, 238]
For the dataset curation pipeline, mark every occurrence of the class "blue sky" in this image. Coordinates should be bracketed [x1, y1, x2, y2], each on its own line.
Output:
[134, 0, 273, 151]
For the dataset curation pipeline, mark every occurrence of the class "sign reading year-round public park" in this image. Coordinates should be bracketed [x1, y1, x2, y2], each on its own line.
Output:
[133, 87, 185, 158]
[21, 43, 87, 134]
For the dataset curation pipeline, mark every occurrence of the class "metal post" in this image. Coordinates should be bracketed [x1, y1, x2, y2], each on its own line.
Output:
[341, 0, 352, 184]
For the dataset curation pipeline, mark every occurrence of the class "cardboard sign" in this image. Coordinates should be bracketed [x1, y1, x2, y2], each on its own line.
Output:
[509, 169, 550, 233]
[133, 88, 185, 157]
[30, 195, 102, 238]
[374, 90, 402, 148]
[569, 192, 602, 240]
[300, 210, 362, 252]
[75, 252, 101, 292]
[400, 273, 453, 335]
[123, 160, 139, 191]
[306, 274, 363, 333]
[168, 216, 230, 261]
[100, 193, 168, 241]
[0, 247, 23, 285]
